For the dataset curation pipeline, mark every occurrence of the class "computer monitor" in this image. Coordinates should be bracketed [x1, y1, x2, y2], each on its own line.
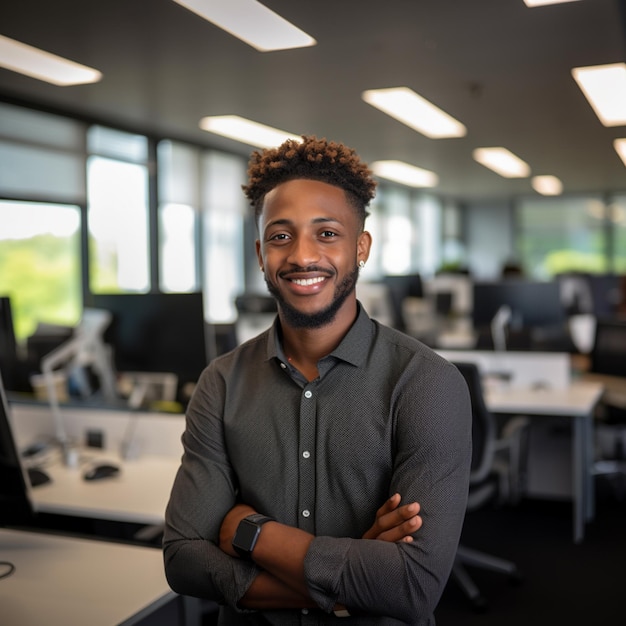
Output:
[587, 274, 623, 318]
[590, 319, 626, 377]
[382, 274, 424, 330]
[0, 371, 36, 527]
[472, 280, 566, 329]
[0, 296, 18, 390]
[88, 293, 208, 398]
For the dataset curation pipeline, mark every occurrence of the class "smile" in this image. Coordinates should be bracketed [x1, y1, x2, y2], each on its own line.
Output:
[290, 276, 326, 286]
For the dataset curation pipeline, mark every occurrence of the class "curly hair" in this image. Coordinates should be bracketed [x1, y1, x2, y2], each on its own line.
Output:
[242, 135, 377, 228]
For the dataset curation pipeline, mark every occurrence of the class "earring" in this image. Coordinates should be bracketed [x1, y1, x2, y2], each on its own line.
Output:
[359, 260, 365, 270]
[260, 266, 264, 272]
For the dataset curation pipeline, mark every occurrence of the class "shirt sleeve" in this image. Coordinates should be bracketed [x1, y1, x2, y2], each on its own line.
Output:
[303, 359, 472, 623]
[162, 365, 259, 608]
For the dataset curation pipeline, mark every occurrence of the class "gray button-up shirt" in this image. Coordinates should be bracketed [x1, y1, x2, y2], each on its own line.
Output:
[164, 305, 471, 625]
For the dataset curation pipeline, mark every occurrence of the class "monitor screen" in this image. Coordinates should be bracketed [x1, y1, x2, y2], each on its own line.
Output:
[88, 293, 209, 395]
[472, 280, 566, 329]
[382, 274, 424, 329]
[591, 319, 626, 376]
[0, 296, 18, 390]
[0, 372, 36, 527]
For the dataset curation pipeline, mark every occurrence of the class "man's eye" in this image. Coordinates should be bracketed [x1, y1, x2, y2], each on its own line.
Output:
[269, 233, 289, 241]
[321, 230, 337, 238]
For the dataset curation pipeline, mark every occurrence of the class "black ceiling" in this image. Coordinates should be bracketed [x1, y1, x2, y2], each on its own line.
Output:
[1, 0, 625, 202]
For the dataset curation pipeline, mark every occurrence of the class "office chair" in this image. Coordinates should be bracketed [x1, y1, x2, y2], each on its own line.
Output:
[589, 319, 626, 496]
[450, 361, 523, 611]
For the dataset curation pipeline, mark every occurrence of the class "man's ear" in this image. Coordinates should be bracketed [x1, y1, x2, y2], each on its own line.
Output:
[357, 230, 372, 265]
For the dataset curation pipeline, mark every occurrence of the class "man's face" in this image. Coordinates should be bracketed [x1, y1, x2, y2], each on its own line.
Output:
[256, 179, 371, 329]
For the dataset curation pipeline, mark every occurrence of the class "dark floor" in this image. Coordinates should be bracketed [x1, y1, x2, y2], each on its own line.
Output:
[434, 477, 626, 625]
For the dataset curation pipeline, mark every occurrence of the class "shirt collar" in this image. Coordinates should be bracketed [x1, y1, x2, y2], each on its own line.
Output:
[265, 302, 374, 368]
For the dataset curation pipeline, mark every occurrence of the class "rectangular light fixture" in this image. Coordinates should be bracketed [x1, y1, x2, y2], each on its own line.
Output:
[615, 139, 626, 168]
[531, 175, 563, 195]
[473, 147, 531, 178]
[371, 160, 439, 188]
[0, 34, 102, 86]
[362, 87, 466, 139]
[523, 0, 580, 6]
[172, 0, 316, 52]
[199, 115, 300, 148]
[572, 63, 626, 127]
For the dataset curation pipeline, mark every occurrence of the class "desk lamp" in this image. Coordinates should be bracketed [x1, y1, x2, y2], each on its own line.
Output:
[491, 305, 512, 352]
[40, 308, 117, 465]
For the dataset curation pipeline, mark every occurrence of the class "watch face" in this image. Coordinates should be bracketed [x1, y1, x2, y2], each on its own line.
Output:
[233, 519, 261, 554]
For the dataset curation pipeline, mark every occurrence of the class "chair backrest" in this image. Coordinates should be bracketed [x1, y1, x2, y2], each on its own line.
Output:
[590, 319, 626, 377]
[452, 361, 497, 486]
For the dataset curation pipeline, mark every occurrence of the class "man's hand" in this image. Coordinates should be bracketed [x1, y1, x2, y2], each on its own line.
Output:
[219, 503, 256, 557]
[362, 493, 422, 543]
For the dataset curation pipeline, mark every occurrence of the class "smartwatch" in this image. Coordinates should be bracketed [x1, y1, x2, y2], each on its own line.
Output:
[232, 513, 274, 559]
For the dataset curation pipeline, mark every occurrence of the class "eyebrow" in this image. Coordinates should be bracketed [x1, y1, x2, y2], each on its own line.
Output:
[264, 216, 343, 231]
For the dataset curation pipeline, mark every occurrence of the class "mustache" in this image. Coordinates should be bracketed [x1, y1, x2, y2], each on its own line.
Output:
[279, 266, 334, 279]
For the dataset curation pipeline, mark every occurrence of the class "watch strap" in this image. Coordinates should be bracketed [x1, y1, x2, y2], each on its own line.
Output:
[245, 513, 274, 525]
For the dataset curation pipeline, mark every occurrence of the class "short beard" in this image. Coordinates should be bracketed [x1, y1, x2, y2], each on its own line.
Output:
[265, 264, 360, 330]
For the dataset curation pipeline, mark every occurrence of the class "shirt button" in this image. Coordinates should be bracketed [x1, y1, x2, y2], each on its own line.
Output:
[302, 609, 309, 615]
[302, 450, 310, 459]
[302, 509, 311, 518]
[304, 390, 313, 398]
[280, 362, 287, 369]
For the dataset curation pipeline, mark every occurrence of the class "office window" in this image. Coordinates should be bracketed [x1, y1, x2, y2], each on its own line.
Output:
[360, 196, 382, 282]
[378, 186, 413, 274]
[87, 126, 150, 293]
[412, 194, 441, 277]
[201, 152, 246, 323]
[0, 200, 81, 341]
[440, 201, 467, 272]
[157, 141, 200, 293]
[611, 195, 626, 273]
[517, 196, 608, 278]
[372, 186, 443, 277]
[0, 103, 85, 203]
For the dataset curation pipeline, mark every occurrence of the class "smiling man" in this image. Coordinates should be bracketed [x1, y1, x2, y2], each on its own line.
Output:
[163, 136, 472, 625]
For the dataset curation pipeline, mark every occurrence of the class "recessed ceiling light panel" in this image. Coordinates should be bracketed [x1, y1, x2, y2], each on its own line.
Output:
[371, 160, 439, 188]
[523, 0, 580, 6]
[199, 115, 300, 148]
[532, 175, 563, 195]
[0, 34, 102, 86]
[172, 0, 316, 52]
[615, 139, 626, 168]
[572, 63, 626, 127]
[473, 147, 531, 178]
[362, 87, 466, 139]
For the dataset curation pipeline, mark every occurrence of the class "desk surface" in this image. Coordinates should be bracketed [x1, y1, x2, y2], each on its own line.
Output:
[0, 528, 176, 626]
[31, 454, 181, 525]
[485, 380, 604, 417]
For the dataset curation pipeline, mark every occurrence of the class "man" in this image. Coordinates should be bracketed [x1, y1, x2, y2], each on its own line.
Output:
[163, 135, 472, 625]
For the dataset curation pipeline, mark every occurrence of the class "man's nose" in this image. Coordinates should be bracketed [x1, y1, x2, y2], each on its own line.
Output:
[287, 236, 320, 267]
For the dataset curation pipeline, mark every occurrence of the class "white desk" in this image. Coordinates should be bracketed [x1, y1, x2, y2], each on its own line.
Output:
[0, 528, 178, 626]
[8, 401, 184, 525]
[437, 350, 605, 543]
[31, 453, 181, 525]
[486, 381, 604, 544]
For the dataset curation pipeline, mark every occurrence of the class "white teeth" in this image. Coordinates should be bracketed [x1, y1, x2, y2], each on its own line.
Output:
[292, 276, 325, 286]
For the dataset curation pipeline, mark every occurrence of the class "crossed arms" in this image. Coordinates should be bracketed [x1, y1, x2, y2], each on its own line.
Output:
[219, 493, 422, 610]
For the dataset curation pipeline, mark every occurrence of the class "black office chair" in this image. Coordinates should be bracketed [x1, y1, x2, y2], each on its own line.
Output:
[590, 319, 626, 496]
[450, 361, 523, 611]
